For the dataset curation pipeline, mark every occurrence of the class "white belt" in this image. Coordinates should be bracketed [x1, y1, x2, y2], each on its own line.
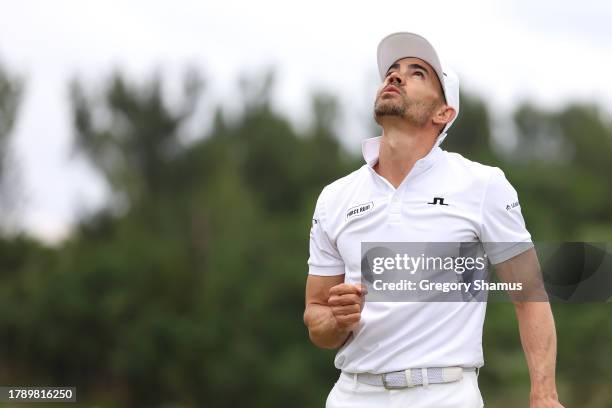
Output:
[343, 367, 477, 389]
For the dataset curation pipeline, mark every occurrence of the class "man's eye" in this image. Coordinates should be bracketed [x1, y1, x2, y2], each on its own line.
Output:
[414, 71, 424, 77]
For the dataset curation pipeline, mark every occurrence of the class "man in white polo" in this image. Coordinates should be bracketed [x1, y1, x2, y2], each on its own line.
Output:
[303, 32, 564, 407]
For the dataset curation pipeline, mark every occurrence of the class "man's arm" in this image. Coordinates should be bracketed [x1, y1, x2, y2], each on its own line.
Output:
[514, 301, 561, 406]
[495, 248, 564, 408]
[303, 275, 364, 349]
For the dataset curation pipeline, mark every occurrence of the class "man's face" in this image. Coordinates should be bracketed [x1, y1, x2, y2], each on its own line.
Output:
[374, 57, 446, 127]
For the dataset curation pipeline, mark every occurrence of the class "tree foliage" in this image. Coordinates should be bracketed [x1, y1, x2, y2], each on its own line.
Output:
[0, 67, 610, 407]
[0, 60, 23, 228]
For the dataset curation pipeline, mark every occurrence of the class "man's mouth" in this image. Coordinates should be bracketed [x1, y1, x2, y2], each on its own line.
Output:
[381, 85, 400, 95]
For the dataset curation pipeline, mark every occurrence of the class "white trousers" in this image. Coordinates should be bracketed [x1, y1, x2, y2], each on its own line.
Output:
[326, 371, 484, 408]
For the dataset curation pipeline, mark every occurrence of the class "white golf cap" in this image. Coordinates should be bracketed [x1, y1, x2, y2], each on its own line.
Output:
[377, 32, 460, 138]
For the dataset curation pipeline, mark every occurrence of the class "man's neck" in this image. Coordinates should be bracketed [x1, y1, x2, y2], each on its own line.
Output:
[373, 119, 437, 189]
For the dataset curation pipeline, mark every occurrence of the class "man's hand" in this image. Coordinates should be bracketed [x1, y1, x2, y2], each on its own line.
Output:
[304, 276, 366, 349]
[530, 394, 565, 408]
[328, 283, 366, 332]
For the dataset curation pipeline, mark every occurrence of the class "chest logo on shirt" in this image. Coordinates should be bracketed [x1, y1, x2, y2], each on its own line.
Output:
[346, 201, 374, 222]
[427, 197, 449, 206]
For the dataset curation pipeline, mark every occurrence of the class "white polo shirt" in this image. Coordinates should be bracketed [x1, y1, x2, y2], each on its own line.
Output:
[307, 136, 532, 374]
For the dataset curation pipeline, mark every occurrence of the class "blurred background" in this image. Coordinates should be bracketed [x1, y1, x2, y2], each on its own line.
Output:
[0, 0, 611, 407]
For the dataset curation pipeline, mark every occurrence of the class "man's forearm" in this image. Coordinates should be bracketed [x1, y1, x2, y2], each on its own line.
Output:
[514, 301, 559, 401]
[304, 304, 351, 349]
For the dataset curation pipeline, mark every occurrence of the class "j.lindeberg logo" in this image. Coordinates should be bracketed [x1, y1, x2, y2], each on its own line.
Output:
[427, 197, 448, 206]
[346, 202, 374, 221]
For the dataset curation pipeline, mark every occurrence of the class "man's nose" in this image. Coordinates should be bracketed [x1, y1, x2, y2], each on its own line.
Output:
[386, 72, 402, 86]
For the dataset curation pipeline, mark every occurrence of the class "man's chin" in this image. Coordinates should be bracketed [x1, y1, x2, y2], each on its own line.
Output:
[374, 109, 406, 126]
[374, 101, 405, 117]
[376, 99, 402, 111]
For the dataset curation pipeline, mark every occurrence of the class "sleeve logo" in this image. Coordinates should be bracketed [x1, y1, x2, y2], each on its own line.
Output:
[505, 201, 520, 211]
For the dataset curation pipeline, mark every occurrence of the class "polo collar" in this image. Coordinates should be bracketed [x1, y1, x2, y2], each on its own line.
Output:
[361, 133, 446, 168]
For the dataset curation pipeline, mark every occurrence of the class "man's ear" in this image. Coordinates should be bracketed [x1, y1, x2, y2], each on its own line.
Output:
[433, 105, 456, 126]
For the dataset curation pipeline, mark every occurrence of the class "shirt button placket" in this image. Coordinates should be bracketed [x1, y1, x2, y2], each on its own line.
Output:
[389, 193, 402, 224]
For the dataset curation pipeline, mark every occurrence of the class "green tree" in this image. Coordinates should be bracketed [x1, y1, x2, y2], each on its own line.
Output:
[0, 65, 610, 408]
[0, 59, 24, 232]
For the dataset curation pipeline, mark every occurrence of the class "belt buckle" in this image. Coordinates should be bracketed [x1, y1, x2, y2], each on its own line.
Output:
[381, 373, 407, 389]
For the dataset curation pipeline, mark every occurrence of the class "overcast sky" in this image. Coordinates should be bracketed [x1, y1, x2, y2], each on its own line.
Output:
[1, 0, 612, 243]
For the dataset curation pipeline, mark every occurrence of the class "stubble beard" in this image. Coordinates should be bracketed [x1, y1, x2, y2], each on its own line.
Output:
[374, 92, 438, 128]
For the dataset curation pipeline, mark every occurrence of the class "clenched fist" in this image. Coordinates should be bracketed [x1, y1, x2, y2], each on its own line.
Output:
[328, 283, 367, 332]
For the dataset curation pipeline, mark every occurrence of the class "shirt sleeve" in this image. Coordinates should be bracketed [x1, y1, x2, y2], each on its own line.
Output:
[480, 167, 533, 265]
[307, 187, 345, 276]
